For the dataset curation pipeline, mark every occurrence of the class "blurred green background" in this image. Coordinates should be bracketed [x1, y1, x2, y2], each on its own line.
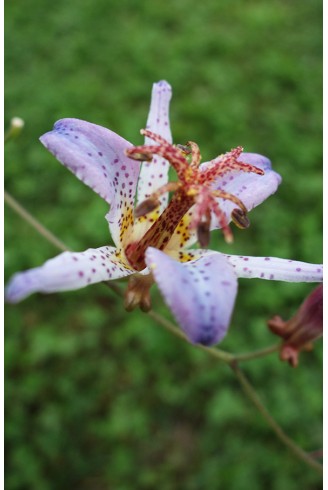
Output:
[5, 0, 322, 489]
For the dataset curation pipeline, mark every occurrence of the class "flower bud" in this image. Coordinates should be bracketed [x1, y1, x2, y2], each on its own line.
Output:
[267, 284, 323, 367]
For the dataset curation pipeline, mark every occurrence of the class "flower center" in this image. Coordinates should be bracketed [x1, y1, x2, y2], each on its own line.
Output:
[124, 130, 264, 271]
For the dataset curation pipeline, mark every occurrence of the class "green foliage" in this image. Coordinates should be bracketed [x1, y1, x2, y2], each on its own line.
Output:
[5, 0, 322, 488]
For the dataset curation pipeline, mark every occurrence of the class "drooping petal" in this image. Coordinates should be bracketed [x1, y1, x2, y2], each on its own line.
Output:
[201, 153, 281, 230]
[224, 254, 323, 282]
[5, 246, 135, 303]
[136, 81, 172, 210]
[40, 118, 140, 247]
[145, 248, 238, 346]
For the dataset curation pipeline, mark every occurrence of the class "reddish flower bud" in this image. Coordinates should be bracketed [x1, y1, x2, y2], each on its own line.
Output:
[267, 284, 323, 367]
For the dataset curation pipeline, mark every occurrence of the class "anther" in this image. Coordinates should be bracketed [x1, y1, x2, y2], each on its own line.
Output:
[231, 208, 250, 229]
[125, 149, 153, 162]
[135, 197, 161, 217]
[176, 144, 192, 155]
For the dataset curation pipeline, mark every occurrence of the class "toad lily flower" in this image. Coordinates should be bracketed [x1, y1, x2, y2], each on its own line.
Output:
[5, 81, 323, 346]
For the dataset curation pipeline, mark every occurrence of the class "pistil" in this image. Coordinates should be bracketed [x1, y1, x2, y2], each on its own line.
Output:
[125, 130, 265, 269]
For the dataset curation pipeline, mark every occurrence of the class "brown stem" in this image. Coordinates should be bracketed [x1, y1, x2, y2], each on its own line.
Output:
[230, 361, 322, 474]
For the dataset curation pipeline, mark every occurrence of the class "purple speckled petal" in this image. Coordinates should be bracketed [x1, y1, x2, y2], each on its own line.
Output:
[137, 81, 172, 209]
[201, 153, 281, 230]
[224, 254, 323, 282]
[5, 246, 135, 303]
[40, 118, 140, 247]
[145, 248, 238, 346]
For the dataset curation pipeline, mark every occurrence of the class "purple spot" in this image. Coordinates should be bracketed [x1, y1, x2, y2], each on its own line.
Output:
[98, 152, 103, 156]
[296, 268, 302, 272]
[78, 271, 84, 277]
[264, 257, 270, 261]
[243, 258, 249, 261]
[260, 273, 265, 278]
[269, 274, 274, 279]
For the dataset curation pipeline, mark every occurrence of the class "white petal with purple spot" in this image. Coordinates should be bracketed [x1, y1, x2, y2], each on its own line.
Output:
[137, 81, 172, 209]
[224, 254, 323, 282]
[40, 118, 140, 247]
[5, 246, 135, 303]
[145, 248, 238, 346]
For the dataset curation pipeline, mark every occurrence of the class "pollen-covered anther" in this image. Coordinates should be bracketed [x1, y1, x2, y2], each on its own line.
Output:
[125, 149, 153, 162]
[135, 197, 161, 218]
[231, 208, 250, 229]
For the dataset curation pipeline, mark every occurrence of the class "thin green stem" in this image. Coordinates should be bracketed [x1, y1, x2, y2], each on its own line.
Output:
[232, 343, 280, 362]
[147, 309, 234, 363]
[230, 362, 323, 474]
[4, 190, 69, 252]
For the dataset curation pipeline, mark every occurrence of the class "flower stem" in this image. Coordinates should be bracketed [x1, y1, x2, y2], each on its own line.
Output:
[147, 309, 234, 363]
[4, 190, 69, 252]
[230, 361, 322, 474]
[232, 343, 280, 362]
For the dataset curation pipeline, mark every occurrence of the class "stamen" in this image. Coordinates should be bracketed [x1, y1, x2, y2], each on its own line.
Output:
[176, 144, 191, 155]
[126, 142, 189, 180]
[231, 208, 250, 229]
[134, 197, 161, 218]
[135, 182, 181, 217]
[125, 130, 267, 268]
[210, 198, 234, 244]
[126, 151, 153, 162]
[197, 209, 211, 247]
[125, 145, 161, 161]
[212, 190, 247, 214]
